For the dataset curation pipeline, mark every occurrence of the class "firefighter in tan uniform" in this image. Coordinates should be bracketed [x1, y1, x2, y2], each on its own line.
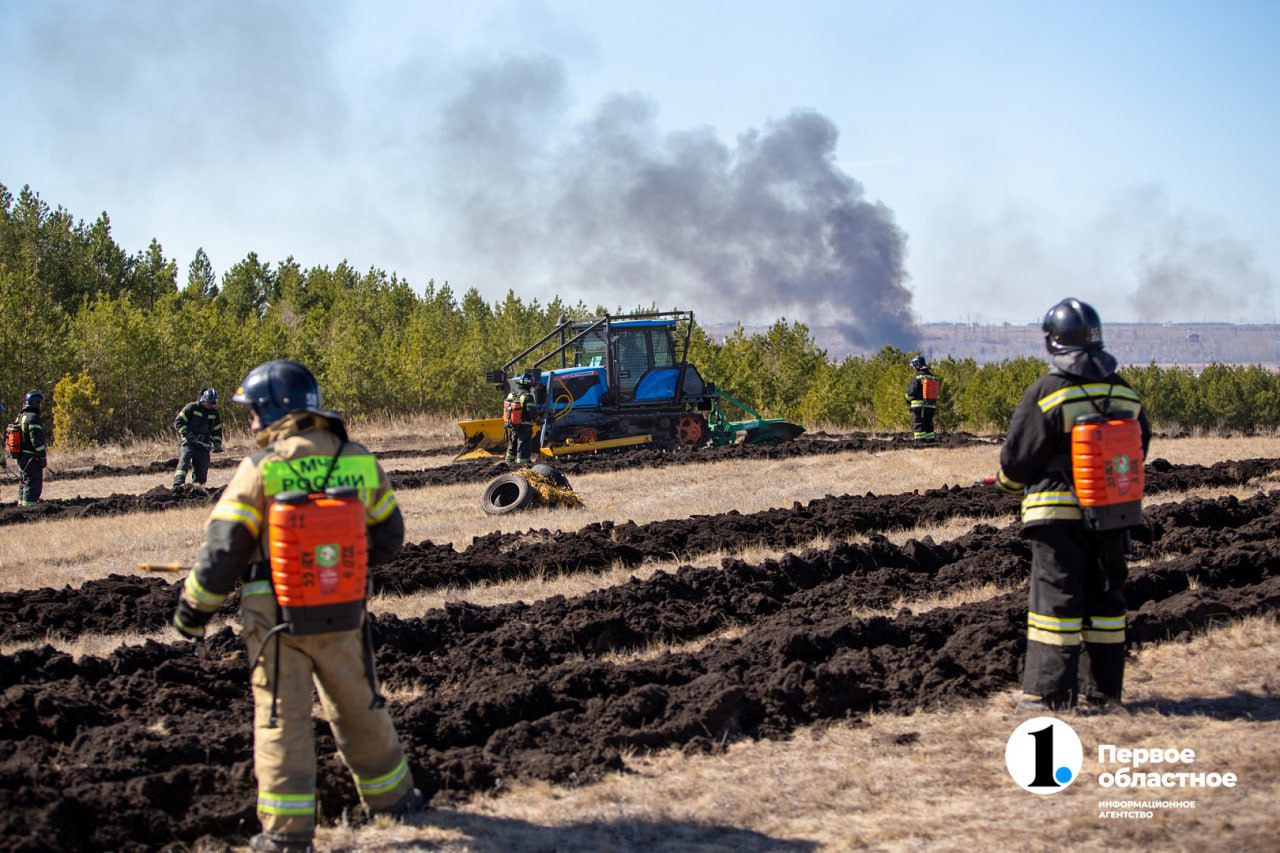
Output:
[996, 299, 1150, 714]
[172, 360, 423, 853]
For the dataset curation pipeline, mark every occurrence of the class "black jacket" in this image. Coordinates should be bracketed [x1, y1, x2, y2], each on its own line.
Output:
[997, 350, 1151, 527]
[17, 407, 46, 461]
[174, 402, 223, 446]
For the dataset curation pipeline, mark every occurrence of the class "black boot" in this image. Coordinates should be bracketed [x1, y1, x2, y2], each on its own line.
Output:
[248, 832, 314, 853]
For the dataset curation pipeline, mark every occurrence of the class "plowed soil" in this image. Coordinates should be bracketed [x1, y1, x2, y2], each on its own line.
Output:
[0, 444, 1276, 850]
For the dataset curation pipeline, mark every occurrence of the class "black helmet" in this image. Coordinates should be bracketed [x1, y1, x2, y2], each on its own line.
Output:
[24, 391, 44, 410]
[232, 361, 323, 428]
[1042, 298, 1103, 355]
[199, 387, 218, 406]
[909, 355, 927, 371]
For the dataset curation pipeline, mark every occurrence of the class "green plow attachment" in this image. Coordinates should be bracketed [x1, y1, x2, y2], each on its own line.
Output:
[708, 390, 806, 446]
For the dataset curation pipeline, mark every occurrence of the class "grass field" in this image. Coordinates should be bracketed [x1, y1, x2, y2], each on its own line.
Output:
[4, 424, 1278, 851]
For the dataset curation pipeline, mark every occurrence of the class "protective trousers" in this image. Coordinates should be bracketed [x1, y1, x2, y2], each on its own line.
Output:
[910, 406, 936, 442]
[241, 592, 414, 839]
[17, 454, 43, 505]
[1023, 524, 1128, 705]
[505, 424, 533, 464]
[174, 441, 212, 486]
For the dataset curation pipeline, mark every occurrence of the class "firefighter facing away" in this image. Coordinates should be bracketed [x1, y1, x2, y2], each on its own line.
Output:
[905, 355, 940, 443]
[13, 392, 48, 505]
[172, 360, 424, 853]
[995, 298, 1150, 714]
[503, 372, 538, 465]
[172, 387, 224, 487]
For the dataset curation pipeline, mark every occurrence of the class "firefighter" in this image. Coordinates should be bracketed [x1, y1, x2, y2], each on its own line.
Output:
[995, 298, 1150, 714]
[905, 355, 940, 443]
[172, 360, 423, 853]
[172, 387, 224, 487]
[15, 391, 48, 506]
[503, 372, 537, 465]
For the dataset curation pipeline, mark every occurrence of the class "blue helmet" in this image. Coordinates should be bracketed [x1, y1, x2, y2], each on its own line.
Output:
[198, 387, 218, 406]
[24, 391, 44, 410]
[232, 361, 324, 428]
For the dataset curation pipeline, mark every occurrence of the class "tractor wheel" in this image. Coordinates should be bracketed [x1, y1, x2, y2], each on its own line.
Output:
[674, 414, 707, 448]
[482, 473, 534, 515]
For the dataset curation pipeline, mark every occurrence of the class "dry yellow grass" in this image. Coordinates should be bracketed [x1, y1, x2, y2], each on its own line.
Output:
[5, 432, 1278, 850]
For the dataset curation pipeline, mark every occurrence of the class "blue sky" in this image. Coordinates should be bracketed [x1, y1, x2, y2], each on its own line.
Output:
[2, 0, 1277, 346]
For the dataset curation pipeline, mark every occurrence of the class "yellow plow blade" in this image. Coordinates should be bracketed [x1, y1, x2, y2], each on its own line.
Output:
[455, 418, 542, 461]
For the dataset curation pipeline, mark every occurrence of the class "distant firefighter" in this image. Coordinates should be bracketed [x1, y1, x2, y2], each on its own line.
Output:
[503, 371, 539, 466]
[996, 298, 1150, 715]
[172, 387, 223, 487]
[905, 355, 939, 443]
[13, 392, 48, 505]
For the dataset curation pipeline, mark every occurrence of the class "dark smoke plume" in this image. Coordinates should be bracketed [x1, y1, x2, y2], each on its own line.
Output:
[1125, 186, 1273, 322]
[432, 57, 920, 350]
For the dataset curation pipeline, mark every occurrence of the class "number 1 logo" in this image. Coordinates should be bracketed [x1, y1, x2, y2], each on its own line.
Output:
[1005, 716, 1084, 794]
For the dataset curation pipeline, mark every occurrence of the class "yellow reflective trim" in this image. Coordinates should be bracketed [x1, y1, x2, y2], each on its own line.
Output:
[1028, 612, 1083, 631]
[1028, 625, 1082, 646]
[172, 613, 205, 638]
[242, 580, 273, 598]
[258, 791, 316, 815]
[996, 471, 1024, 493]
[1087, 615, 1126, 630]
[210, 500, 263, 538]
[1022, 490, 1078, 507]
[1022, 504, 1085, 522]
[356, 758, 409, 795]
[1083, 629, 1126, 644]
[1038, 383, 1141, 414]
[368, 491, 398, 524]
[1021, 490, 1082, 522]
[183, 572, 226, 609]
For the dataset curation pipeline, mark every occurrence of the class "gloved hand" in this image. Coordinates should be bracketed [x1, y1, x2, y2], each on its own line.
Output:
[173, 598, 211, 640]
[213, 442, 223, 453]
[994, 470, 1022, 495]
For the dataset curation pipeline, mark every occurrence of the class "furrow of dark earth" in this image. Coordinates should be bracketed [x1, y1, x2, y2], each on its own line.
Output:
[0, 484, 1276, 850]
[0, 431, 999, 528]
[0, 458, 1276, 646]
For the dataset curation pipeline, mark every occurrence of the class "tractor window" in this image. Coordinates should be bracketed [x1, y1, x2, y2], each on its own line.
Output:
[615, 329, 649, 389]
[572, 330, 608, 368]
[650, 327, 676, 368]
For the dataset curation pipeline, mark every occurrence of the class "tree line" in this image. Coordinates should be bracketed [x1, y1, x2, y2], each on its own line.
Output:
[2, 182, 1276, 447]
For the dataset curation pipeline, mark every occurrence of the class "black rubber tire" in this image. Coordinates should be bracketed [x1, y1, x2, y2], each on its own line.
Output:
[482, 473, 534, 515]
[530, 464, 571, 490]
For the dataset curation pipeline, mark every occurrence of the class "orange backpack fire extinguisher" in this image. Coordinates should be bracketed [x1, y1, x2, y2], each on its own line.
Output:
[267, 486, 369, 634]
[4, 423, 21, 458]
[1071, 413, 1144, 530]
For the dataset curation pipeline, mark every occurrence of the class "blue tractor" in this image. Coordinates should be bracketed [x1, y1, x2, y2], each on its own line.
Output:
[457, 311, 804, 458]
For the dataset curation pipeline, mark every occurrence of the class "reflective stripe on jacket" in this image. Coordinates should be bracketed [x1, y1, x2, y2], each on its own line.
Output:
[998, 368, 1150, 527]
